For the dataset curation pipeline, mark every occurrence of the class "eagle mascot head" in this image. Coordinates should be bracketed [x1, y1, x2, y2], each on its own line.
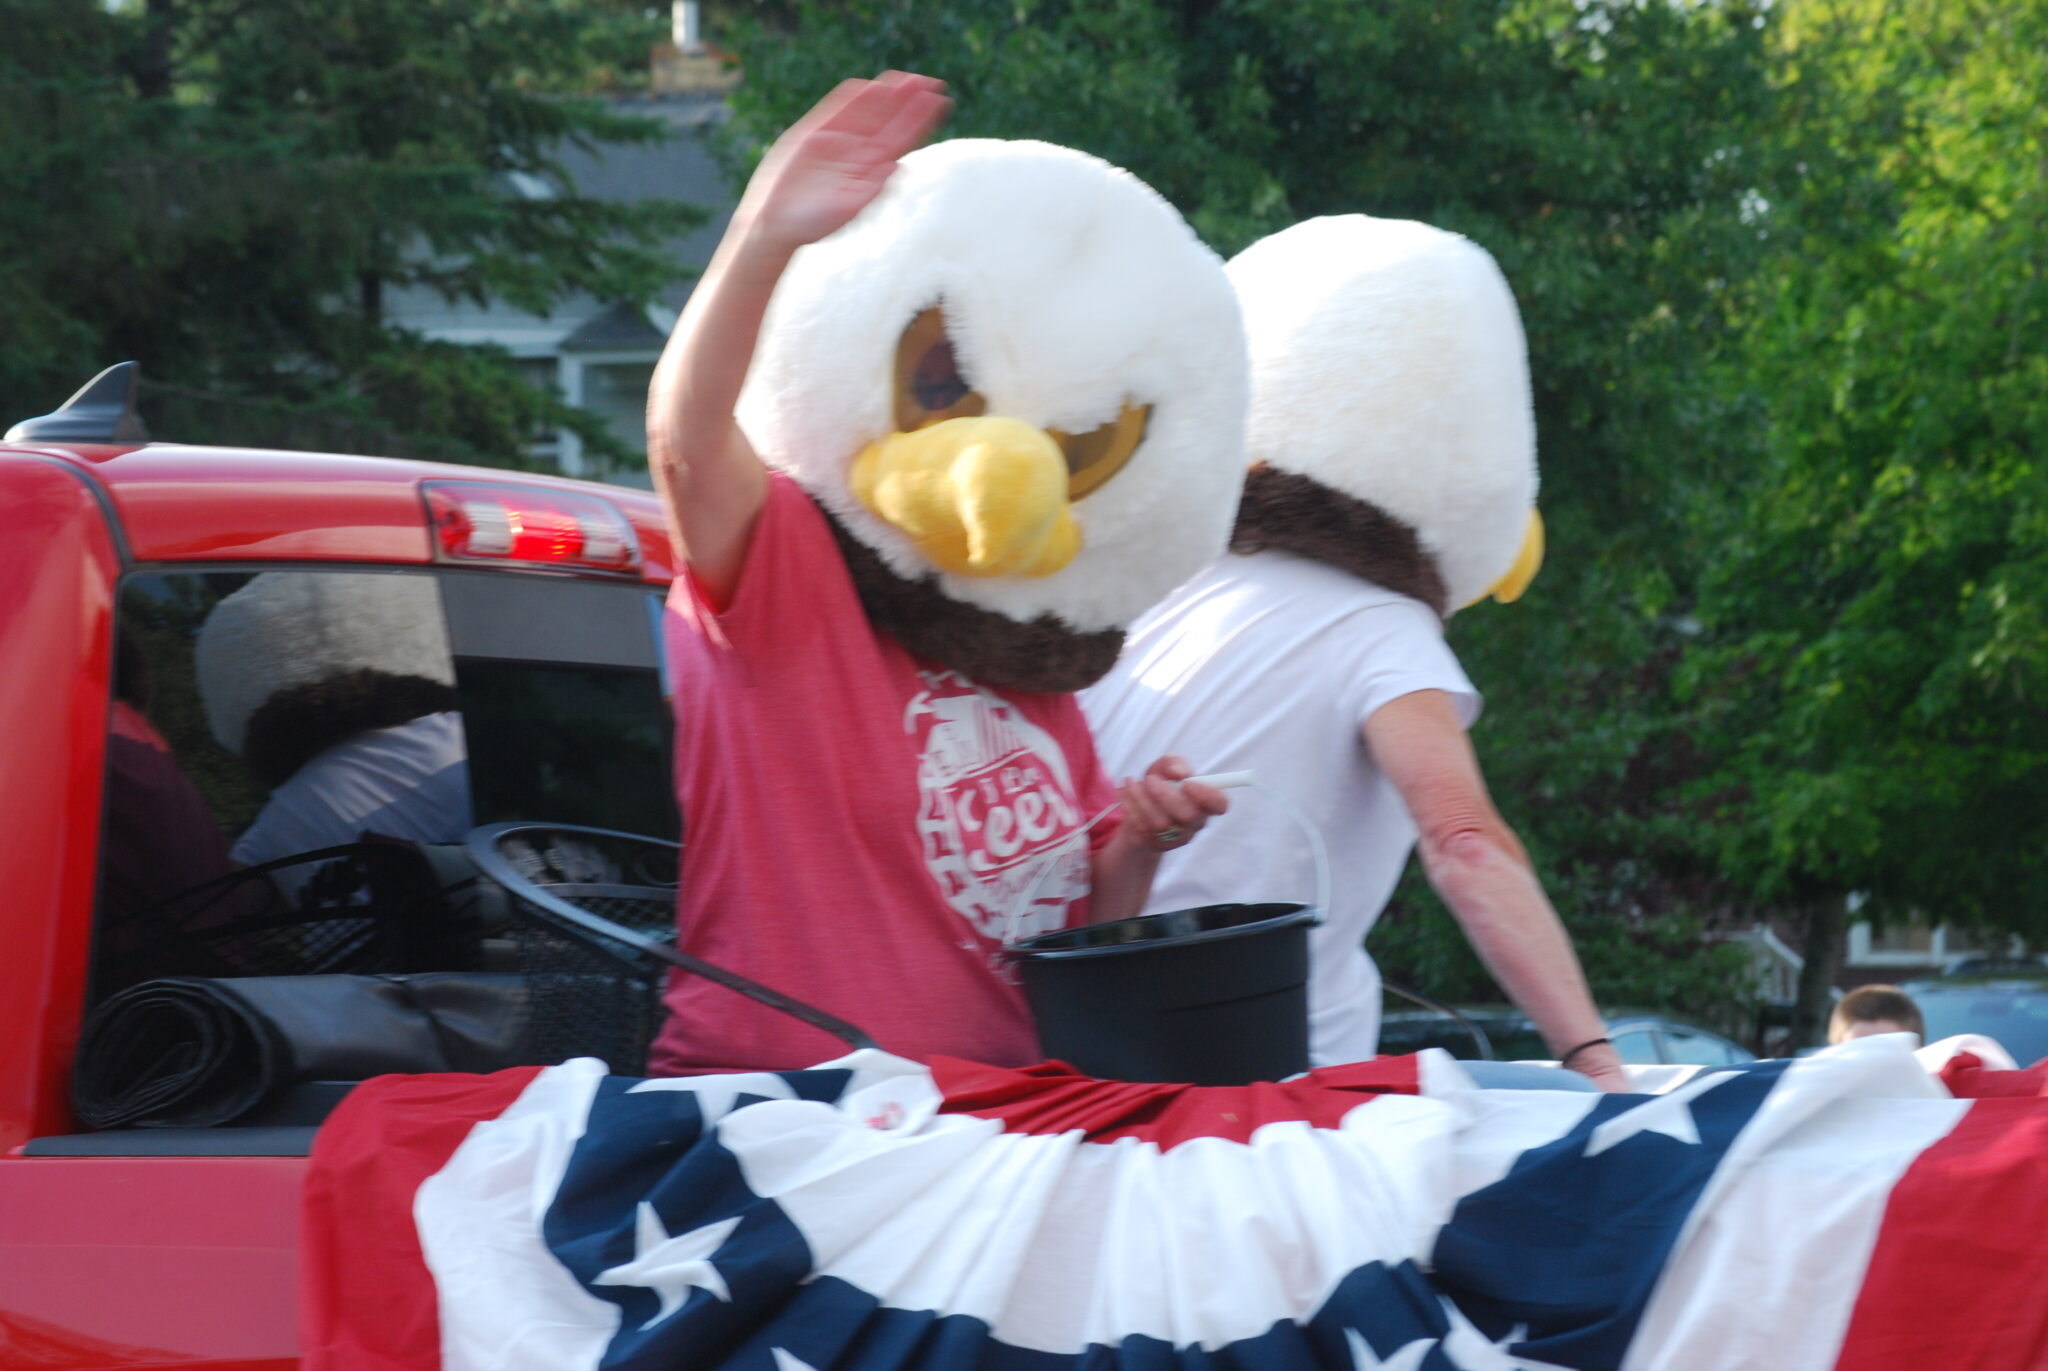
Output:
[1224, 214, 1542, 617]
[195, 571, 456, 787]
[736, 138, 1248, 692]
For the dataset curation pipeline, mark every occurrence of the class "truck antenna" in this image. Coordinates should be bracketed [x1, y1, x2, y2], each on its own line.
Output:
[5, 362, 150, 445]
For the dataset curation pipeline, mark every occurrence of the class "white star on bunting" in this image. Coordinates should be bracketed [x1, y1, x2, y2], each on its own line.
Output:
[1443, 1308, 1578, 1370]
[627, 1071, 799, 1123]
[1347, 1326, 1433, 1371]
[591, 1202, 741, 1329]
[1583, 1069, 1729, 1157]
[771, 1351, 818, 1371]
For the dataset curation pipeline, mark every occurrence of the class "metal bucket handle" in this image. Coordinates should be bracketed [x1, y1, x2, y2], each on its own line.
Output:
[1002, 771, 1331, 948]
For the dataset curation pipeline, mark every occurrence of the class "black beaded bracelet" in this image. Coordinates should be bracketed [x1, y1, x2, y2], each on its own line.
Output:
[1558, 1036, 1613, 1069]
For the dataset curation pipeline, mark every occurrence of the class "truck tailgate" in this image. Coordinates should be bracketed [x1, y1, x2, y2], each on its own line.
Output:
[0, 1154, 302, 1369]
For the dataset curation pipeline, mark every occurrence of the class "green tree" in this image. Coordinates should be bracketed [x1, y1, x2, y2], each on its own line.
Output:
[0, 1, 133, 410]
[1685, 0, 2048, 1042]
[2, 0, 698, 471]
[726, 0, 1780, 1023]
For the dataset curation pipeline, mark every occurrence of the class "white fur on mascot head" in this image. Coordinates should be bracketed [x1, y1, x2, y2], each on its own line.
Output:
[1224, 214, 1542, 616]
[736, 137, 1248, 691]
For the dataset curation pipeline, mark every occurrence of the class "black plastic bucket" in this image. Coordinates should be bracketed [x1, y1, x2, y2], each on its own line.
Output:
[1006, 902, 1317, 1086]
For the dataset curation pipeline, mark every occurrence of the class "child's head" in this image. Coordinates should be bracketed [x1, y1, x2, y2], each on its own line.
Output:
[1828, 985, 1925, 1045]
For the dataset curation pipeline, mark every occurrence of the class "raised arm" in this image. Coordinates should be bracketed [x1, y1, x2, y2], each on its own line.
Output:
[646, 72, 951, 601]
[1364, 690, 1629, 1091]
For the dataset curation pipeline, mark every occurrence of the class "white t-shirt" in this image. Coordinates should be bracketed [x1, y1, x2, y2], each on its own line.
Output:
[1081, 550, 1478, 1066]
[233, 711, 474, 900]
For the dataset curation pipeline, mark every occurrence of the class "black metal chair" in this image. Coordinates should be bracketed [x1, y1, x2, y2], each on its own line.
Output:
[94, 840, 477, 997]
[464, 822, 877, 1074]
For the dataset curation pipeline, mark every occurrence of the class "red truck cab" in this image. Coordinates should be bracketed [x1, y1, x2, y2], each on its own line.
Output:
[0, 366, 680, 1367]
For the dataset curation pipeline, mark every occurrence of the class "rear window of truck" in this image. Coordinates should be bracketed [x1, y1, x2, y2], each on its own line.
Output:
[95, 565, 678, 995]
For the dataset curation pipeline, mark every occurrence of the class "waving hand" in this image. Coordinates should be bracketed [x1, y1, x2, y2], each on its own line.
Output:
[745, 72, 953, 251]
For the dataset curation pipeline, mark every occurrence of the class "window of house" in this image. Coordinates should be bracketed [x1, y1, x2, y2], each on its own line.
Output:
[1850, 917, 2023, 967]
[581, 359, 658, 455]
[513, 356, 565, 454]
[1936, 925, 1994, 955]
[1866, 922, 1935, 954]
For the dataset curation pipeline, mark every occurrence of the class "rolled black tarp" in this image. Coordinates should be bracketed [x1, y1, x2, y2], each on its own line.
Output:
[73, 974, 531, 1129]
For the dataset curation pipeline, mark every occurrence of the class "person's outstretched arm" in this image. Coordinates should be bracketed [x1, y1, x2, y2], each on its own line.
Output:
[1365, 690, 1630, 1091]
[646, 72, 951, 600]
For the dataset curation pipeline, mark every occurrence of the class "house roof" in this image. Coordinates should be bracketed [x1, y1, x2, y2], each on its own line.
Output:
[382, 94, 738, 358]
[560, 301, 669, 353]
[553, 94, 737, 309]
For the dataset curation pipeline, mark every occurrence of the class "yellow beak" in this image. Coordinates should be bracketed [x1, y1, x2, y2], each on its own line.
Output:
[849, 416, 1081, 579]
[1477, 509, 1545, 606]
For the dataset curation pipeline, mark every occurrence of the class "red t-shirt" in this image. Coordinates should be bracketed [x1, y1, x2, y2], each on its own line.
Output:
[649, 474, 1118, 1074]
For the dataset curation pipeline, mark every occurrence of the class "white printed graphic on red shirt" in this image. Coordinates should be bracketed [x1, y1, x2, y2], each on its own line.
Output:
[905, 669, 1093, 948]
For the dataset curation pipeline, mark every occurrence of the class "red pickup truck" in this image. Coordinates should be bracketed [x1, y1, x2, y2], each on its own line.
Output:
[0, 365, 683, 1368]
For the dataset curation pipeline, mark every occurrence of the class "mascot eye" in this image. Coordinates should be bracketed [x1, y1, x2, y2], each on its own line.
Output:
[912, 338, 970, 412]
[1051, 402, 1152, 500]
[894, 306, 987, 432]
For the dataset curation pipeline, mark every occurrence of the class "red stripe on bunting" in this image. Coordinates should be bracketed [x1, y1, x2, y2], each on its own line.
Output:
[1833, 1098, 2048, 1371]
[1936, 1051, 2048, 1099]
[300, 1066, 544, 1371]
[928, 1055, 1423, 1149]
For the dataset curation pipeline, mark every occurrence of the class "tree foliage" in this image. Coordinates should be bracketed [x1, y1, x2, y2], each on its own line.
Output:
[1, 0, 696, 469]
[1685, 0, 2048, 942]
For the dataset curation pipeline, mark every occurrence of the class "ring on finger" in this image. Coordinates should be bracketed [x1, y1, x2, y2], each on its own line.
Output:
[1154, 826, 1185, 848]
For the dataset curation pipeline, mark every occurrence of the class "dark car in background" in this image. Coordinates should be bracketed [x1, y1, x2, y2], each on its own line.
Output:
[1900, 968, 2048, 1066]
[1377, 1005, 1756, 1067]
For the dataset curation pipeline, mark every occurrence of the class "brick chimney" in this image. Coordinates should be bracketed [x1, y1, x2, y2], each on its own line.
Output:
[673, 2, 704, 54]
[651, 1, 739, 95]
